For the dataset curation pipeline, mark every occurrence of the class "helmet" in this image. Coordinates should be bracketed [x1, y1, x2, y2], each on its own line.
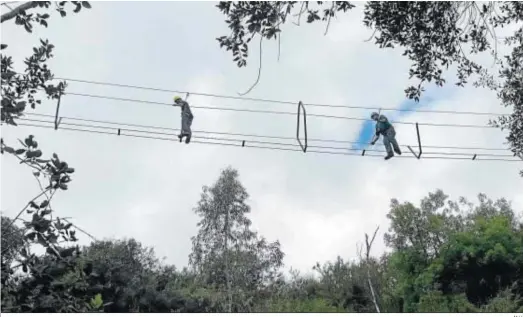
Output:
[370, 112, 379, 120]
[173, 96, 182, 103]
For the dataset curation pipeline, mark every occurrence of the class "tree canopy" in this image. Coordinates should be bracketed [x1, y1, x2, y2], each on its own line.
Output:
[2, 166, 522, 312]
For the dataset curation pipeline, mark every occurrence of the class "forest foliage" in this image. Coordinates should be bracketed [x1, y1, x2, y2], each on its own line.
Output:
[2, 167, 522, 312]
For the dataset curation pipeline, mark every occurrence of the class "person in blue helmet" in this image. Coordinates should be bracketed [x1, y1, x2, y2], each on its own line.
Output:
[370, 112, 401, 160]
[173, 96, 193, 144]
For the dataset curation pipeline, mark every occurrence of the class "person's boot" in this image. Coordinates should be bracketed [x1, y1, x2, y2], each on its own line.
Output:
[185, 134, 191, 144]
[394, 148, 402, 155]
[178, 134, 183, 143]
[384, 152, 394, 160]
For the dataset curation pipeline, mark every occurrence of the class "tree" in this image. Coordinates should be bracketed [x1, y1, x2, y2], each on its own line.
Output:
[312, 256, 375, 312]
[384, 190, 523, 312]
[1, 1, 90, 312]
[215, 2, 523, 173]
[189, 167, 284, 312]
[1, 216, 25, 267]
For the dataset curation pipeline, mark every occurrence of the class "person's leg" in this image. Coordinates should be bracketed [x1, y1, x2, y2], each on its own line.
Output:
[180, 115, 189, 142]
[185, 117, 193, 144]
[387, 128, 401, 155]
[382, 134, 394, 160]
[178, 117, 183, 142]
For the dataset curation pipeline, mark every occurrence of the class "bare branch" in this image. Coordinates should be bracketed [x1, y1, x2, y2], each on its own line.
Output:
[2, 3, 14, 10]
[277, 33, 281, 62]
[363, 226, 381, 313]
[1, 1, 38, 23]
[368, 226, 380, 254]
[62, 218, 97, 241]
[364, 28, 378, 42]
[324, 2, 335, 36]
[238, 35, 263, 96]
[292, 1, 306, 26]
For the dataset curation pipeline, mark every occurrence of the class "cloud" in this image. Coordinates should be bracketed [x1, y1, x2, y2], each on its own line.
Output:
[1, 2, 522, 275]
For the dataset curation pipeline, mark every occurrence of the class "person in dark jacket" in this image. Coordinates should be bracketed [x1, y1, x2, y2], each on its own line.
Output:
[370, 112, 401, 160]
[173, 96, 194, 144]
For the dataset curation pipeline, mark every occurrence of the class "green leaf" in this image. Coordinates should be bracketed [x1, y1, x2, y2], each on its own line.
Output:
[59, 183, 68, 190]
[40, 20, 48, 27]
[30, 201, 39, 209]
[82, 1, 91, 9]
[46, 246, 59, 257]
[26, 151, 38, 158]
[3, 146, 14, 154]
[15, 149, 26, 155]
[40, 200, 49, 208]
[59, 10, 66, 17]
[90, 294, 103, 309]
[37, 233, 47, 246]
[41, 13, 50, 19]
[15, 101, 26, 110]
[25, 232, 36, 241]
[48, 234, 58, 244]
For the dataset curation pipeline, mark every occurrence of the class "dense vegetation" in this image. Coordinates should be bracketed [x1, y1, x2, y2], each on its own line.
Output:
[1, 1, 522, 313]
[2, 167, 522, 312]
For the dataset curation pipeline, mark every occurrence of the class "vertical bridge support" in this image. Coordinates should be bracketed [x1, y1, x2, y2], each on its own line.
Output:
[296, 101, 308, 153]
[54, 92, 63, 130]
[407, 122, 423, 159]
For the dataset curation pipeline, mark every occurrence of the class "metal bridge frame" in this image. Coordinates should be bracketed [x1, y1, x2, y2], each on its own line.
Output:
[296, 101, 308, 153]
[407, 122, 423, 159]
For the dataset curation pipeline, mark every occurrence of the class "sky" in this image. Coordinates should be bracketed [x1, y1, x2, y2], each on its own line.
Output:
[1, 1, 522, 273]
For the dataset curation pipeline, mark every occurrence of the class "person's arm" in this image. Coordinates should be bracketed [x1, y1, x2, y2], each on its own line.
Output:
[370, 126, 380, 145]
[182, 101, 193, 118]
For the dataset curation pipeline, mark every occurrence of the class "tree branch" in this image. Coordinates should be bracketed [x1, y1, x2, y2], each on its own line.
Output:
[363, 226, 381, 313]
[364, 29, 378, 42]
[292, 2, 306, 26]
[62, 218, 97, 241]
[277, 33, 281, 62]
[238, 35, 263, 96]
[324, 2, 335, 36]
[0, 1, 38, 23]
[6, 188, 52, 230]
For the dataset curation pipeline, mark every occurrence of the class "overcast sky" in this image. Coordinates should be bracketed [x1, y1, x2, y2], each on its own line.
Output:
[1, 1, 522, 273]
